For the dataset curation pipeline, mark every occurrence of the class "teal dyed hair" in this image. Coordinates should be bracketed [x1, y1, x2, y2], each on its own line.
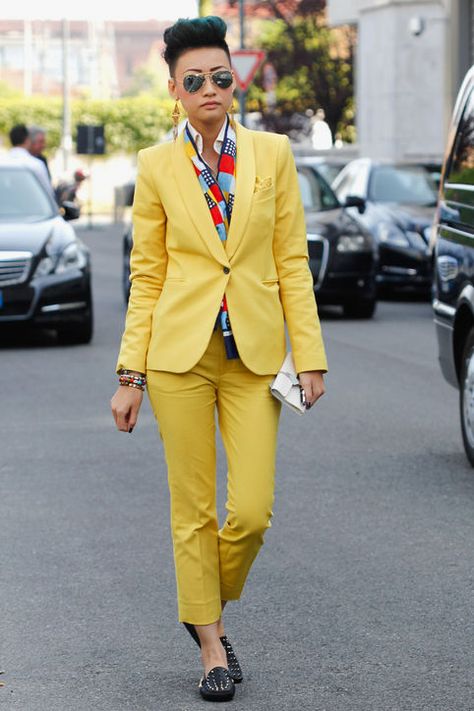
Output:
[163, 16, 231, 76]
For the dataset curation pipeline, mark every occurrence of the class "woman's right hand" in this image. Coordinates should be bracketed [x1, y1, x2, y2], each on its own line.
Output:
[111, 386, 144, 433]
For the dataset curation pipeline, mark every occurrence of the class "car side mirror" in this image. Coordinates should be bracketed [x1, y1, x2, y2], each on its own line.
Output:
[60, 200, 80, 221]
[344, 194, 366, 214]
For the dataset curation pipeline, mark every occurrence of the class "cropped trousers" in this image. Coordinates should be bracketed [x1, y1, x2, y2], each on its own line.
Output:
[146, 328, 281, 625]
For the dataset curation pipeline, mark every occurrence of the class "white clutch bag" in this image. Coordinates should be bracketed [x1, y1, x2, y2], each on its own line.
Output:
[270, 351, 306, 415]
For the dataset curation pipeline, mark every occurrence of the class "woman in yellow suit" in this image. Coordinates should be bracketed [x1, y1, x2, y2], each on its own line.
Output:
[111, 16, 328, 702]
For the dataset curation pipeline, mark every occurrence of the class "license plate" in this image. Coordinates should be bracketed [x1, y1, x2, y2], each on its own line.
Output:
[0, 290, 3, 309]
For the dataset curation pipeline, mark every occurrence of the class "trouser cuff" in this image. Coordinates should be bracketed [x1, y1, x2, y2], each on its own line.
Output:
[178, 598, 222, 625]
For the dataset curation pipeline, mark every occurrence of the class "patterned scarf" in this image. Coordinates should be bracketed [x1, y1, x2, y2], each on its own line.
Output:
[184, 116, 239, 359]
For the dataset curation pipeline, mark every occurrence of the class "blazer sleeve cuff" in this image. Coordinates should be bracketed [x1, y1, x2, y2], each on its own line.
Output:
[294, 355, 328, 375]
[115, 358, 147, 375]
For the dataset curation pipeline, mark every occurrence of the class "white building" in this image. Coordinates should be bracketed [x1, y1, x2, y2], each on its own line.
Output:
[327, 0, 473, 162]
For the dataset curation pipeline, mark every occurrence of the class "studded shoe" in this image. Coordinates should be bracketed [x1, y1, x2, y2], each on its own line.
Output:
[219, 636, 243, 684]
[199, 666, 235, 702]
[182, 623, 243, 683]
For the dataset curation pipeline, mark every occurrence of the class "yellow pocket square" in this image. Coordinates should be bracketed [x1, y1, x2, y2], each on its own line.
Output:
[254, 176, 273, 192]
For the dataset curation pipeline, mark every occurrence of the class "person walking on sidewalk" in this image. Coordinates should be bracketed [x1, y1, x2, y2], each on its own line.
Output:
[111, 15, 328, 703]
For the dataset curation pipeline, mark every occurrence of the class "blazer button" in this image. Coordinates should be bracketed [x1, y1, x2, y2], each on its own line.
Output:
[223, 266, 230, 274]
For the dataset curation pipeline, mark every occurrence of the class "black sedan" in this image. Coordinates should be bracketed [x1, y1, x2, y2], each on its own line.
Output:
[0, 163, 93, 343]
[296, 164, 377, 317]
[123, 164, 377, 319]
[330, 159, 437, 295]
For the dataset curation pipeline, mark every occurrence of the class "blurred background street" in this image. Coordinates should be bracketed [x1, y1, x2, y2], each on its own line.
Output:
[1, 224, 473, 710]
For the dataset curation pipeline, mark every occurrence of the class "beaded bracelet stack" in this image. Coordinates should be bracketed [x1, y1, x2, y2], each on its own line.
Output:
[119, 370, 147, 391]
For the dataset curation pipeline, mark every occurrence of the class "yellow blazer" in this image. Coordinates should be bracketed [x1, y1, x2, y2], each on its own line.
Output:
[116, 122, 328, 376]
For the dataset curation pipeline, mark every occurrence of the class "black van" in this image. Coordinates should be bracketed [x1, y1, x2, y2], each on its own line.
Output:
[433, 66, 474, 465]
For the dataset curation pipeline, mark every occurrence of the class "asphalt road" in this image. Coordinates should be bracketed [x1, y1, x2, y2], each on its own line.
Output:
[1, 223, 473, 711]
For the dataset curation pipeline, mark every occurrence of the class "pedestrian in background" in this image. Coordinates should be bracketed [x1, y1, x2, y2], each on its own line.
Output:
[111, 15, 328, 703]
[28, 126, 51, 179]
[311, 108, 333, 150]
[7, 124, 55, 201]
[55, 169, 87, 205]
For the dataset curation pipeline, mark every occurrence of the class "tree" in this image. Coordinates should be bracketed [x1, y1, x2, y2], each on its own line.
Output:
[256, 13, 355, 139]
[219, 0, 356, 141]
[0, 97, 174, 154]
[225, 0, 325, 16]
[199, 0, 214, 15]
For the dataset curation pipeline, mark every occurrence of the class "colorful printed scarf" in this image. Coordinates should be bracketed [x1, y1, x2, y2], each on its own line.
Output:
[184, 116, 239, 359]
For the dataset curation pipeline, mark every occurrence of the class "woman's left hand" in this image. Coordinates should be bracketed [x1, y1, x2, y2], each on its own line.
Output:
[298, 370, 326, 410]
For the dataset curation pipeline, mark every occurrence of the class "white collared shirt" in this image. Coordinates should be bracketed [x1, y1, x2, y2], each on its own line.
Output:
[186, 119, 227, 156]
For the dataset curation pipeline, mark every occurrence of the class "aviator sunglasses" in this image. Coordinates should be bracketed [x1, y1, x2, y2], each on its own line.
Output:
[179, 70, 234, 93]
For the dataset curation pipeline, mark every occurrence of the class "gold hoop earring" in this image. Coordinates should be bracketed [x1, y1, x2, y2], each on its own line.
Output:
[172, 99, 181, 141]
[229, 95, 237, 128]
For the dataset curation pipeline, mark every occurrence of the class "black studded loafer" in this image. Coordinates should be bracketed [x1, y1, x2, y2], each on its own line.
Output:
[182, 623, 243, 683]
[199, 666, 235, 702]
[219, 635, 243, 684]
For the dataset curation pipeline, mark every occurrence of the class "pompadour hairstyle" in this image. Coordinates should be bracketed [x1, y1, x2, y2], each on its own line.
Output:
[163, 16, 231, 76]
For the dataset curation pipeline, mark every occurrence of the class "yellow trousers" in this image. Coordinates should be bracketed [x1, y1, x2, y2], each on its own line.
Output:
[146, 328, 281, 625]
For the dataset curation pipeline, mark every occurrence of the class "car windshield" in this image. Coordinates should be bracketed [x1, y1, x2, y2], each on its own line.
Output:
[0, 167, 56, 222]
[369, 165, 437, 205]
[297, 167, 339, 211]
[316, 163, 345, 185]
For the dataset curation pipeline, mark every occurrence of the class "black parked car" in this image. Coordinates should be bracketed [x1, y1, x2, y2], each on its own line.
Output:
[432, 66, 474, 465]
[296, 163, 377, 317]
[123, 163, 377, 318]
[331, 158, 437, 295]
[0, 162, 93, 343]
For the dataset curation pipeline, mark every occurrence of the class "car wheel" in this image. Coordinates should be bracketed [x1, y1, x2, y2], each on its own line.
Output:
[57, 307, 93, 345]
[343, 297, 377, 319]
[460, 328, 474, 467]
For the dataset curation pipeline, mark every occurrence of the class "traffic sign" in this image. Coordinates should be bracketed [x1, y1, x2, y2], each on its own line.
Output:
[231, 50, 266, 92]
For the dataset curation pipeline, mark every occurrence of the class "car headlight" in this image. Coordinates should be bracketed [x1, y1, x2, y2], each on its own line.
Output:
[33, 241, 87, 278]
[55, 242, 87, 273]
[336, 233, 371, 252]
[34, 255, 55, 277]
[405, 230, 428, 251]
[377, 222, 410, 247]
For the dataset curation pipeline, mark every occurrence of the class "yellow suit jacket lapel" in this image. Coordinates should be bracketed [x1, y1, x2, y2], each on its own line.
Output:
[225, 123, 256, 260]
[172, 122, 255, 263]
[173, 131, 228, 265]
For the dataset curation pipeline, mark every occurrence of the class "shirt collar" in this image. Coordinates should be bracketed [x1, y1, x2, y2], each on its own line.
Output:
[186, 118, 228, 155]
[10, 147, 29, 156]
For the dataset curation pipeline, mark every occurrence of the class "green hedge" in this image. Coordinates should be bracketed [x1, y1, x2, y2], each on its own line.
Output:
[0, 97, 175, 155]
